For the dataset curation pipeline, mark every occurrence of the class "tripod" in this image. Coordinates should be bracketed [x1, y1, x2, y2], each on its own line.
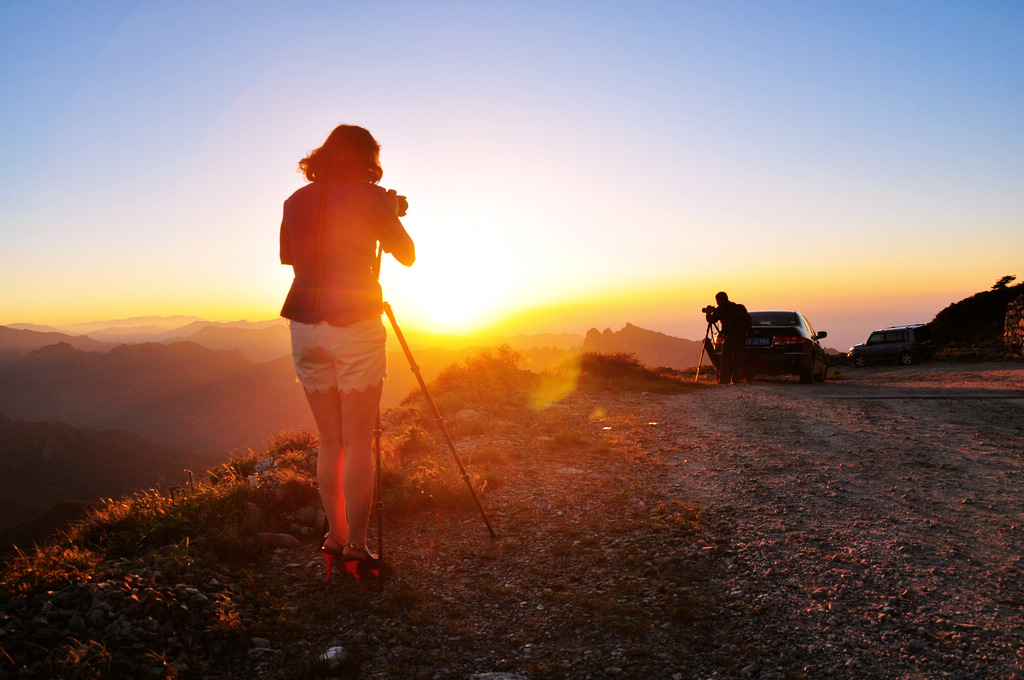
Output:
[693, 320, 721, 383]
[380, 302, 496, 540]
[368, 245, 497, 585]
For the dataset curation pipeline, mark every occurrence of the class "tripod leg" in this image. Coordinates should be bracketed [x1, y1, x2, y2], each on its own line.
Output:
[695, 322, 713, 383]
[374, 411, 384, 588]
[383, 302, 497, 539]
[694, 342, 707, 383]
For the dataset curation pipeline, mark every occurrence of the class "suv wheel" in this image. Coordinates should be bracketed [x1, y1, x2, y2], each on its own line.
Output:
[899, 350, 914, 366]
[851, 354, 867, 368]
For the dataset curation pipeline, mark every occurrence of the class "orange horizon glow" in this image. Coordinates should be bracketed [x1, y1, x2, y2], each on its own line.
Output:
[1, 265, 1011, 356]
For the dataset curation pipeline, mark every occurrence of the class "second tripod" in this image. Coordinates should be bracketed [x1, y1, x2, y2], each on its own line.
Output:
[693, 320, 721, 383]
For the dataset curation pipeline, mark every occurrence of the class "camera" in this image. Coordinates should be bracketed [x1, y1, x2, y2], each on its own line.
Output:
[701, 305, 716, 315]
[386, 189, 408, 217]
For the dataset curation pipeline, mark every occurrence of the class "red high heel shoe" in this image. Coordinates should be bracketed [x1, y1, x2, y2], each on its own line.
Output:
[320, 534, 345, 582]
[341, 543, 381, 580]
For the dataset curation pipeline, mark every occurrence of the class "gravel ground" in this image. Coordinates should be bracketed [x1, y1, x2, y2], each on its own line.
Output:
[4, 361, 1022, 679]
[260, 360, 1024, 680]
[653, 362, 1024, 679]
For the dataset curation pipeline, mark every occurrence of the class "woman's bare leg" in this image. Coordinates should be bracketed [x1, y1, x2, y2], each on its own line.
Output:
[340, 381, 383, 552]
[304, 388, 347, 547]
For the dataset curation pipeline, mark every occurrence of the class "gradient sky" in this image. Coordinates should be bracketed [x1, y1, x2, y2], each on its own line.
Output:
[2, 1, 1022, 351]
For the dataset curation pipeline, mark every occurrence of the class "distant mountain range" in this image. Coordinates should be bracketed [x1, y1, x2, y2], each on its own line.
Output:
[0, 326, 115, 363]
[3, 317, 289, 361]
[0, 322, 589, 460]
[7, 315, 209, 336]
[2, 316, 586, 363]
[0, 341, 253, 427]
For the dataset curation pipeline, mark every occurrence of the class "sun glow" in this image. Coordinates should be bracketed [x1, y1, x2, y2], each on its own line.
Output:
[379, 249, 520, 336]
[374, 207, 553, 336]
[402, 278, 501, 335]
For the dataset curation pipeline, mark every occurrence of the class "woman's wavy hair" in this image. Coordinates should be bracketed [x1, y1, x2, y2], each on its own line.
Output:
[298, 125, 383, 184]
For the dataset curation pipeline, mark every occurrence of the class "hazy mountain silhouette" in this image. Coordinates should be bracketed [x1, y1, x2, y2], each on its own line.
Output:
[583, 323, 705, 370]
[90, 356, 316, 457]
[55, 315, 204, 336]
[5, 323, 66, 333]
[86, 324, 195, 343]
[87, 319, 287, 345]
[173, 324, 292, 362]
[0, 327, 582, 461]
[0, 341, 252, 425]
[0, 326, 116, 364]
[0, 412, 205, 537]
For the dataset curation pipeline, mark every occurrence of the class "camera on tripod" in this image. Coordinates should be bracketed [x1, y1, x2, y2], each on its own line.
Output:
[702, 304, 717, 321]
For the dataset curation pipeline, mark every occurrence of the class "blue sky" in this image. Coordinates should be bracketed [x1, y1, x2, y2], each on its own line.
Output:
[2, 1, 1022, 350]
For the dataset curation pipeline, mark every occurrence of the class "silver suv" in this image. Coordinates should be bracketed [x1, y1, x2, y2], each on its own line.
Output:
[848, 324, 937, 367]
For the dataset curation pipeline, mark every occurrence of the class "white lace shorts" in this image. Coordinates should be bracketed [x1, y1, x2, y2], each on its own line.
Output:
[289, 316, 387, 394]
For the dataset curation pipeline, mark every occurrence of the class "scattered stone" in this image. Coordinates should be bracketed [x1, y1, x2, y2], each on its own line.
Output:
[321, 645, 347, 667]
[294, 506, 319, 525]
[256, 532, 300, 549]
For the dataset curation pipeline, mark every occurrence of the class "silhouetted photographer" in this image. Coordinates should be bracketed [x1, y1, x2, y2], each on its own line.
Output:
[703, 291, 752, 385]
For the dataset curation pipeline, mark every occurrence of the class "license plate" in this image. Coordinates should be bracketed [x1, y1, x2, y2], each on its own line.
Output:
[747, 337, 771, 346]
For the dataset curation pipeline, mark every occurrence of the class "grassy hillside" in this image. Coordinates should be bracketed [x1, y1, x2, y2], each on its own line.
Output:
[930, 275, 1023, 349]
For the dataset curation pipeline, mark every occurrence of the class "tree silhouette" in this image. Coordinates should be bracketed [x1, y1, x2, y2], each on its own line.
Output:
[992, 275, 1017, 290]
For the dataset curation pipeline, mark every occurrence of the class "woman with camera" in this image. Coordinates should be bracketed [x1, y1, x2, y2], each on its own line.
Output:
[279, 124, 415, 580]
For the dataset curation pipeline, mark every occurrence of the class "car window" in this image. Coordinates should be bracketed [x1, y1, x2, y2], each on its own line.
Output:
[868, 332, 885, 344]
[801, 315, 816, 336]
[751, 312, 798, 326]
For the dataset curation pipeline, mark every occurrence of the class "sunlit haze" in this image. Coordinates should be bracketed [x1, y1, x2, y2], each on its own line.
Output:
[2, 2, 1022, 352]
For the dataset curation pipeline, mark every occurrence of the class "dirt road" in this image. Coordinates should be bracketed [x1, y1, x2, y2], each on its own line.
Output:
[654, 361, 1024, 678]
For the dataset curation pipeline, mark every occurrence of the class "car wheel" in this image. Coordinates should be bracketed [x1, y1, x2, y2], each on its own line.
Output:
[815, 356, 827, 382]
[851, 354, 867, 368]
[800, 359, 814, 384]
[899, 350, 914, 366]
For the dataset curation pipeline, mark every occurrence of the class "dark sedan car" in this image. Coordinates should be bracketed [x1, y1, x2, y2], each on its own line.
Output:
[713, 310, 828, 384]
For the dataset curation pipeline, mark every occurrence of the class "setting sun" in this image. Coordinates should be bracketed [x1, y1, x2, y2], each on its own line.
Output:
[393, 270, 503, 336]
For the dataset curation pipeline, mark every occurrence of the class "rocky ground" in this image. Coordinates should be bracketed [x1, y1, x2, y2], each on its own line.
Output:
[3, 361, 1023, 679]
